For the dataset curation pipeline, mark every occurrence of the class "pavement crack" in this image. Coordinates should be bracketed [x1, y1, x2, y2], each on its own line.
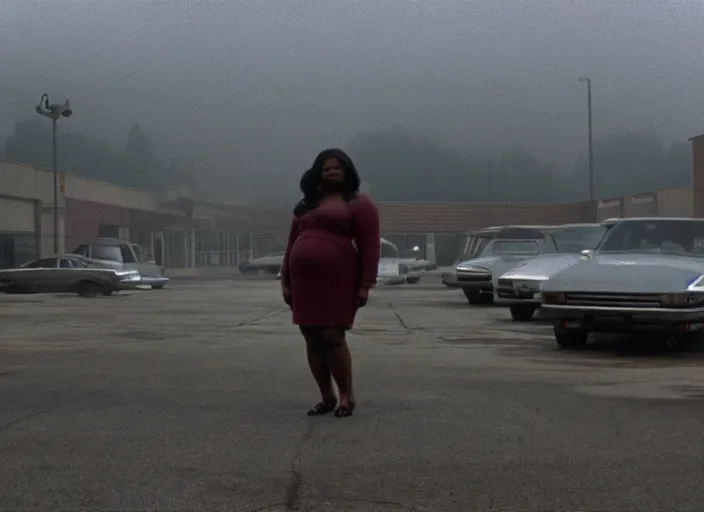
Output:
[233, 307, 288, 328]
[0, 383, 115, 434]
[387, 301, 418, 332]
[285, 421, 316, 510]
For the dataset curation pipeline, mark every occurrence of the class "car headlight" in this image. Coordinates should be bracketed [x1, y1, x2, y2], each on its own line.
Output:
[660, 293, 704, 307]
[542, 292, 566, 305]
[687, 275, 704, 292]
[456, 265, 490, 274]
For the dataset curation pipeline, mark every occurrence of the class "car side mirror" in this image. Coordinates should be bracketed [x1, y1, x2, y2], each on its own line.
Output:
[580, 249, 593, 259]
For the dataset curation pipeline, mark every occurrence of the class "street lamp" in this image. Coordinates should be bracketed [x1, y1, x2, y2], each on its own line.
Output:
[578, 77, 594, 201]
[35, 94, 72, 254]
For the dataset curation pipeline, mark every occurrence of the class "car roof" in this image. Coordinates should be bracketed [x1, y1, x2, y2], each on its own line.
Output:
[548, 223, 602, 229]
[45, 254, 92, 259]
[601, 217, 704, 225]
[83, 238, 131, 245]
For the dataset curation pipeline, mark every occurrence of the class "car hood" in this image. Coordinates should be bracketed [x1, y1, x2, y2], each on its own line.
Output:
[543, 253, 704, 294]
[500, 253, 583, 281]
[251, 255, 284, 264]
[458, 256, 543, 289]
[457, 254, 538, 270]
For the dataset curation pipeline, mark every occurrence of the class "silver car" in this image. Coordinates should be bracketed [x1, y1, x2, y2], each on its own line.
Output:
[240, 252, 285, 276]
[456, 237, 557, 305]
[496, 223, 608, 321]
[540, 217, 704, 350]
[377, 238, 421, 285]
[72, 239, 169, 289]
[0, 254, 140, 297]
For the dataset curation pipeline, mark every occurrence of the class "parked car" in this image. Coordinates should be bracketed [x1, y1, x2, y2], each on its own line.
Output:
[540, 217, 704, 350]
[378, 238, 421, 285]
[71, 239, 169, 289]
[496, 223, 608, 321]
[239, 252, 285, 275]
[443, 225, 555, 292]
[453, 226, 559, 304]
[275, 238, 420, 285]
[398, 246, 438, 272]
[0, 254, 141, 297]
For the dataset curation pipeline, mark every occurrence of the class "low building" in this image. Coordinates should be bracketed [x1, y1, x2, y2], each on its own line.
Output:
[0, 133, 701, 269]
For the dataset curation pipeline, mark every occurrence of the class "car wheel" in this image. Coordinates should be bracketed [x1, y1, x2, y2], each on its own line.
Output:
[554, 323, 589, 349]
[464, 289, 493, 305]
[77, 281, 102, 298]
[510, 305, 537, 322]
[463, 289, 480, 304]
[151, 284, 165, 290]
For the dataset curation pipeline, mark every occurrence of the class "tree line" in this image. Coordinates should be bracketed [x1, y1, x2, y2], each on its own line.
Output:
[1, 119, 693, 203]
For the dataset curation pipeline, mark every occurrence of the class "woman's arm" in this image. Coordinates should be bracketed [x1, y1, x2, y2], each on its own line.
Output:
[351, 195, 381, 289]
[281, 218, 300, 287]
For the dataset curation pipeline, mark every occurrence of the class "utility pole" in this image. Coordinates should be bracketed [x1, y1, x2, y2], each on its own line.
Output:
[488, 159, 494, 202]
[35, 94, 72, 254]
[579, 77, 594, 201]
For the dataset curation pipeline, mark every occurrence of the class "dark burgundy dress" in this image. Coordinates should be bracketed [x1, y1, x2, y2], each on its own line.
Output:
[281, 194, 380, 328]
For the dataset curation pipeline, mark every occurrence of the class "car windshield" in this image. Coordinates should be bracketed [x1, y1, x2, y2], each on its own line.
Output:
[92, 245, 123, 262]
[380, 242, 398, 258]
[487, 240, 540, 256]
[552, 226, 607, 253]
[458, 235, 492, 261]
[599, 220, 704, 257]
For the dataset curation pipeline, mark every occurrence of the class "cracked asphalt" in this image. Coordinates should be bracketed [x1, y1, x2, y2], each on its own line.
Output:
[2, 278, 704, 511]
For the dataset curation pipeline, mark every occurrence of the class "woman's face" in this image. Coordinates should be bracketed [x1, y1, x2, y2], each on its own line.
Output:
[320, 157, 345, 184]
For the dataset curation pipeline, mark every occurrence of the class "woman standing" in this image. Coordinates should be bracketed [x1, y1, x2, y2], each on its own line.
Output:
[281, 148, 380, 418]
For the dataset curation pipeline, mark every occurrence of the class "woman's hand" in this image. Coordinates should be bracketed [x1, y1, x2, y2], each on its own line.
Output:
[282, 283, 292, 307]
[357, 287, 369, 308]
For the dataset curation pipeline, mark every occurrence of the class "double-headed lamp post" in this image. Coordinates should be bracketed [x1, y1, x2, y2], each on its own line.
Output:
[35, 94, 72, 254]
[578, 77, 594, 201]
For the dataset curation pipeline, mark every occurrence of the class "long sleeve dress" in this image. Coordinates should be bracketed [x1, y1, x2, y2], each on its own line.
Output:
[281, 194, 380, 328]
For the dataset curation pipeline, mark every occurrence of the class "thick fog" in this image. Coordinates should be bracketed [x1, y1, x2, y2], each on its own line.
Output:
[2, 0, 703, 205]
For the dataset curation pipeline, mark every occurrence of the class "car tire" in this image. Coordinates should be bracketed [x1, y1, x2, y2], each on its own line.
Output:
[152, 284, 165, 290]
[554, 323, 589, 349]
[510, 305, 537, 322]
[464, 289, 493, 305]
[77, 281, 102, 298]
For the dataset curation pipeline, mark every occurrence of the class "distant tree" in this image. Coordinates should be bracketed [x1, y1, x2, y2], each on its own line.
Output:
[349, 129, 485, 202]
[661, 141, 692, 189]
[570, 129, 669, 199]
[491, 150, 565, 202]
[4, 119, 115, 181]
[118, 123, 164, 192]
[348, 129, 564, 202]
[3, 118, 165, 193]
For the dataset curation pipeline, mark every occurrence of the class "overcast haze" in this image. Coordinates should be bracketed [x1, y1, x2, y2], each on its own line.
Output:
[2, 0, 703, 200]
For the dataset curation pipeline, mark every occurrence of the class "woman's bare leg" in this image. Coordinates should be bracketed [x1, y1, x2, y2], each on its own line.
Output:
[320, 328, 354, 407]
[301, 328, 336, 405]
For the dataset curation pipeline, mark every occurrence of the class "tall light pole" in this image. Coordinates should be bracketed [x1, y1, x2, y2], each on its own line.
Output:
[487, 159, 494, 201]
[35, 94, 72, 254]
[578, 77, 594, 201]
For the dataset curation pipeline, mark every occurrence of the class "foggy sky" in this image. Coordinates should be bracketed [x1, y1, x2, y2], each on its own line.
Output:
[2, 0, 703, 201]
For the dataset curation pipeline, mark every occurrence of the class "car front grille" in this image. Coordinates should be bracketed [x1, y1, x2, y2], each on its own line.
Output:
[456, 270, 491, 282]
[564, 292, 661, 308]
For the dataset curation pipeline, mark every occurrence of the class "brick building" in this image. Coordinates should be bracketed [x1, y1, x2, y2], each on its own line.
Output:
[0, 134, 700, 268]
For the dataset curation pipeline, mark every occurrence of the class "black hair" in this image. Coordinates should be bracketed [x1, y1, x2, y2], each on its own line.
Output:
[293, 148, 361, 217]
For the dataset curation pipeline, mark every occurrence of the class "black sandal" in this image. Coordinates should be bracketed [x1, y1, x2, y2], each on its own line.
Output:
[334, 401, 356, 418]
[307, 401, 337, 416]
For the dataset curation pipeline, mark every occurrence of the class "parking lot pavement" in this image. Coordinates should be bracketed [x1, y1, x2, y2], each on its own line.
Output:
[2, 280, 704, 511]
